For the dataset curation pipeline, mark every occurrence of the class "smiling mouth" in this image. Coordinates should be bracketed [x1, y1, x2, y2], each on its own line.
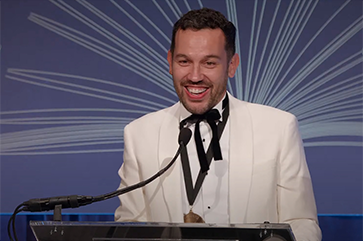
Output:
[186, 87, 207, 95]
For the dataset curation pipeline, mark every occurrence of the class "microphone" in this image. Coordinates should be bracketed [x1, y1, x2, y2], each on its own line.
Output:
[179, 127, 192, 146]
[21, 127, 192, 212]
[22, 195, 93, 212]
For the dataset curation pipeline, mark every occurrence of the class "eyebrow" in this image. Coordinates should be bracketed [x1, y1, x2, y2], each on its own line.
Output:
[174, 54, 188, 59]
[204, 55, 222, 60]
[174, 54, 222, 60]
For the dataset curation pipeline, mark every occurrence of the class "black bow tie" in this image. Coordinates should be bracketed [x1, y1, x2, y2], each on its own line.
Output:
[180, 109, 223, 173]
[180, 95, 229, 173]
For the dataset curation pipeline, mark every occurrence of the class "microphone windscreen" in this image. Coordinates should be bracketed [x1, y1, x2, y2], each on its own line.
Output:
[179, 128, 192, 145]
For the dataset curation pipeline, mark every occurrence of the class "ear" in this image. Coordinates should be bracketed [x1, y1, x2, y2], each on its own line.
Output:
[167, 50, 173, 75]
[228, 53, 240, 78]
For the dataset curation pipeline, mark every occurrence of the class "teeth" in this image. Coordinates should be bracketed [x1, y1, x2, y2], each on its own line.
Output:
[187, 87, 207, 94]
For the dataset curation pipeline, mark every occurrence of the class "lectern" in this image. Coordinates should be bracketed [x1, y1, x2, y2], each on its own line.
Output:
[30, 221, 296, 241]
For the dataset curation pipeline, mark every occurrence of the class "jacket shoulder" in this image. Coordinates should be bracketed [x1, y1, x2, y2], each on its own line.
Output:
[248, 102, 295, 120]
[229, 95, 297, 127]
[231, 96, 295, 120]
[125, 103, 179, 132]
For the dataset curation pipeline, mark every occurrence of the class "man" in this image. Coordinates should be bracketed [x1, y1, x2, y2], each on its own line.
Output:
[115, 8, 321, 241]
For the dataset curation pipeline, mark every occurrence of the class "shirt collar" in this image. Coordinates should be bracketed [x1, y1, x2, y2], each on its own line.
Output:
[179, 94, 226, 123]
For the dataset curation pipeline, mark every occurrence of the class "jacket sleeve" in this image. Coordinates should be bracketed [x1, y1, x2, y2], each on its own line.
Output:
[114, 124, 149, 222]
[277, 116, 322, 241]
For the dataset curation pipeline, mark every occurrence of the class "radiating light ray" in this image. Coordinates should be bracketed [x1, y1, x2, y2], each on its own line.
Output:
[165, 0, 180, 20]
[250, 0, 266, 101]
[2, 135, 123, 146]
[262, 0, 306, 85]
[152, 0, 174, 26]
[5, 75, 162, 111]
[299, 100, 362, 121]
[300, 109, 362, 124]
[264, 0, 351, 105]
[0, 115, 133, 120]
[254, 0, 295, 104]
[268, 0, 316, 82]
[29, 13, 162, 78]
[0, 108, 148, 115]
[291, 87, 362, 122]
[246, 0, 266, 101]
[296, 79, 362, 111]
[170, 0, 183, 18]
[7, 69, 168, 109]
[269, 16, 363, 108]
[1, 149, 124, 155]
[2, 136, 123, 152]
[1, 116, 133, 124]
[2, 121, 124, 125]
[1, 125, 124, 153]
[245, 0, 259, 101]
[309, 100, 363, 117]
[29, 12, 162, 76]
[107, 0, 169, 52]
[122, 0, 171, 44]
[304, 142, 362, 147]
[197, 0, 203, 9]
[4, 140, 123, 152]
[2, 140, 124, 152]
[2, 132, 123, 151]
[54, 0, 173, 83]
[1, 124, 122, 141]
[281, 52, 363, 111]
[226, 0, 240, 97]
[8, 68, 176, 105]
[299, 94, 363, 119]
[183, 0, 191, 11]
[6, 71, 166, 110]
[1, 118, 132, 125]
[1, 124, 124, 150]
[250, 0, 281, 103]
[231, 0, 241, 98]
[225, 0, 234, 96]
[28, 13, 176, 96]
[53, 0, 170, 72]
[58, 0, 172, 79]
[280, 52, 363, 110]
[262, 0, 318, 105]
[300, 122, 362, 138]
[259, 0, 309, 104]
[2, 129, 123, 147]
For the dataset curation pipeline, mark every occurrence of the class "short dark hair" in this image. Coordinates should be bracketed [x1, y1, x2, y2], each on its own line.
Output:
[170, 8, 236, 60]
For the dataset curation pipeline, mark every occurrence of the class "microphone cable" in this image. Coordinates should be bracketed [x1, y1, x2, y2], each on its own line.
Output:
[7, 204, 26, 241]
[8, 128, 192, 241]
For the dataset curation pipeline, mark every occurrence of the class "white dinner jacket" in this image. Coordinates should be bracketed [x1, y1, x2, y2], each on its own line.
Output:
[115, 93, 321, 241]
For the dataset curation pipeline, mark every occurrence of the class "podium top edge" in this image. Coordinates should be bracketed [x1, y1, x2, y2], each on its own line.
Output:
[29, 221, 292, 230]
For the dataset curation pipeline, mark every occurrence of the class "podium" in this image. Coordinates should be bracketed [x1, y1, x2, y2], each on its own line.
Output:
[30, 221, 296, 241]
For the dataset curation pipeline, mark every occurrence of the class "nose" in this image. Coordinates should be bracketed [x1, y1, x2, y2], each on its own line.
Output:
[188, 64, 203, 82]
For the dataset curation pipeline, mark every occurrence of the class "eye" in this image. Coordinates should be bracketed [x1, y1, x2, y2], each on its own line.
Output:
[205, 61, 216, 67]
[178, 59, 189, 66]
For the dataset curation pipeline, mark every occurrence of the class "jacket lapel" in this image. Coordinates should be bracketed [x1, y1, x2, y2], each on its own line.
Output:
[158, 103, 184, 222]
[228, 94, 254, 224]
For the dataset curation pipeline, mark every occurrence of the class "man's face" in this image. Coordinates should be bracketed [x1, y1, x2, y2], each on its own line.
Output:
[167, 28, 239, 115]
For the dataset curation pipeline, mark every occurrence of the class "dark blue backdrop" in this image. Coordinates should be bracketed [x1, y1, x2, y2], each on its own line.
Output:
[1, 0, 362, 240]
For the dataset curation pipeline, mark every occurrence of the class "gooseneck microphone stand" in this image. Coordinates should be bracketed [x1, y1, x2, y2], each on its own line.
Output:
[7, 128, 192, 241]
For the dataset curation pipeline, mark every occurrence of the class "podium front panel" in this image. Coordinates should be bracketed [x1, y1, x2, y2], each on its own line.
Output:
[30, 221, 296, 241]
